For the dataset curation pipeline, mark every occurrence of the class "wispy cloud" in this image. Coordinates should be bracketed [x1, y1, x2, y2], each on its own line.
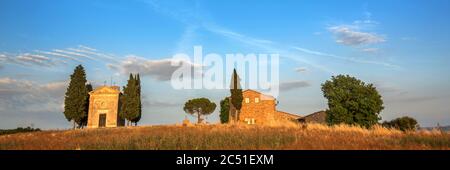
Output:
[36, 50, 84, 63]
[203, 24, 335, 73]
[78, 45, 97, 51]
[328, 25, 385, 46]
[174, 25, 199, 54]
[53, 49, 98, 61]
[16, 53, 55, 66]
[0, 52, 64, 67]
[292, 46, 399, 68]
[2, 45, 121, 69]
[139, 0, 335, 74]
[67, 47, 119, 63]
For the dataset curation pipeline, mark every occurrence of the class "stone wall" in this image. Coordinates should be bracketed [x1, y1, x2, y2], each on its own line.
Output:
[238, 90, 277, 125]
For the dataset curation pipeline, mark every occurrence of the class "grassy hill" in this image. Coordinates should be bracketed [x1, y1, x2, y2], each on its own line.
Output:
[0, 123, 448, 150]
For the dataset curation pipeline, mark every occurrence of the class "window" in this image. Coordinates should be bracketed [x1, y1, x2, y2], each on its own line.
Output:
[255, 98, 259, 103]
[244, 118, 250, 124]
[245, 118, 256, 125]
[245, 98, 250, 103]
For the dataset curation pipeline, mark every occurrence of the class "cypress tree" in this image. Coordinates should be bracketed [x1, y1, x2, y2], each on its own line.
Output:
[64, 65, 89, 129]
[230, 69, 243, 122]
[80, 83, 93, 128]
[120, 74, 134, 126]
[120, 73, 142, 126]
[131, 74, 142, 126]
[119, 87, 127, 124]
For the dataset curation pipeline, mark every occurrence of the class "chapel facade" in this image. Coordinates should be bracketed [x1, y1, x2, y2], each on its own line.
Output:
[87, 86, 125, 128]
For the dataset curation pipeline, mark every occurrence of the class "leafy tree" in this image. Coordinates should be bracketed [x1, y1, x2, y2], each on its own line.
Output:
[321, 75, 384, 128]
[64, 65, 89, 129]
[219, 97, 230, 123]
[382, 116, 419, 131]
[230, 69, 243, 121]
[183, 98, 217, 124]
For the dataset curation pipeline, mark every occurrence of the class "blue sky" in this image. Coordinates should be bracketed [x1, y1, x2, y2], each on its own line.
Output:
[1, 0, 449, 129]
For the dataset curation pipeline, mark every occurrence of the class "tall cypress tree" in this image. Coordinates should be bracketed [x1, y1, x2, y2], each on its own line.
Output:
[120, 74, 135, 126]
[131, 74, 142, 126]
[230, 69, 243, 122]
[80, 83, 93, 128]
[119, 86, 127, 124]
[64, 65, 89, 129]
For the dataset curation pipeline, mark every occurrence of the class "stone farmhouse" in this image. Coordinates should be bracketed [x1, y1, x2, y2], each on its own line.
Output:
[229, 89, 302, 125]
[298, 111, 327, 124]
[87, 86, 125, 128]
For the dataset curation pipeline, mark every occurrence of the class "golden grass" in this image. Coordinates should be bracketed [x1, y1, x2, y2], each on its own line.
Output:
[0, 123, 448, 150]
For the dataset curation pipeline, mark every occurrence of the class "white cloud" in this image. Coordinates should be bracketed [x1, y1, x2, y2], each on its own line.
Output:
[0, 77, 67, 113]
[0, 77, 70, 129]
[279, 80, 310, 91]
[329, 25, 385, 46]
[294, 67, 307, 73]
[108, 55, 202, 81]
[361, 48, 379, 53]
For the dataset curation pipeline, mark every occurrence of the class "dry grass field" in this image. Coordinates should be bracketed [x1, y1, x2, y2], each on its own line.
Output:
[0, 123, 448, 150]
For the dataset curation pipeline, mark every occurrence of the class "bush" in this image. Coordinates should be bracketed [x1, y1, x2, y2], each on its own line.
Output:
[382, 116, 419, 131]
[0, 126, 41, 135]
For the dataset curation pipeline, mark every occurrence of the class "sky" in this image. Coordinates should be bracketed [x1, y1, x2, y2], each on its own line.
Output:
[0, 0, 449, 129]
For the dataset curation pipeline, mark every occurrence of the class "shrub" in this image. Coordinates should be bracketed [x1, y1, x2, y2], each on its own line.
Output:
[382, 116, 419, 131]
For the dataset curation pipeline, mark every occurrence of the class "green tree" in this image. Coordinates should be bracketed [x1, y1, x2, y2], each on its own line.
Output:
[131, 74, 142, 126]
[64, 65, 89, 129]
[219, 97, 230, 123]
[120, 73, 142, 126]
[183, 98, 217, 124]
[79, 83, 93, 128]
[382, 116, 419, 131]
[230, 69, 243, 121]
[321, 75, 384, 128]
[120, 74, 138, 126]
